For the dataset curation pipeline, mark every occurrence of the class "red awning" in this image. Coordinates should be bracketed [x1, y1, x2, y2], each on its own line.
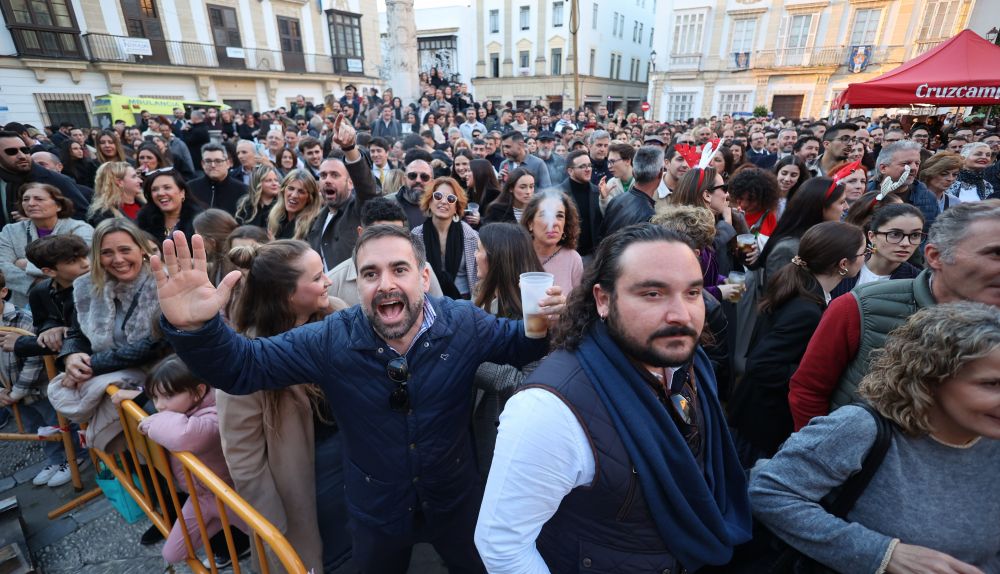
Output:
[834, 30, 1000, 109]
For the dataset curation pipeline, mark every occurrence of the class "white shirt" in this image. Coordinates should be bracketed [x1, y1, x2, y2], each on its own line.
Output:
[474, 389, 593, 574]
[855, 262, 890, 288]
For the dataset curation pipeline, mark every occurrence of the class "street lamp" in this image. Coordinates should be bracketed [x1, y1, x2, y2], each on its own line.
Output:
[648, 50, 657, 121]
[988, 27, 999, 45]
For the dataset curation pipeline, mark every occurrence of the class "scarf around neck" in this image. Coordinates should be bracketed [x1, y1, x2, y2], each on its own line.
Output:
[574, 321, 752, 570]
[958, 168, 989, 200]
[422, 219, 464, 298]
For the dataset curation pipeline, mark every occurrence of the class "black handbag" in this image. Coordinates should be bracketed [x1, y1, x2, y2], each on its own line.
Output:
[767, 402, 894, 574]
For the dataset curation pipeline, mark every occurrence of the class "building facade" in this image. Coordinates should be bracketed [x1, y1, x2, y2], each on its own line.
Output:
[470, 0, 653, 112]
[648, 0, 998, 121]
[0, 0, 382, 128]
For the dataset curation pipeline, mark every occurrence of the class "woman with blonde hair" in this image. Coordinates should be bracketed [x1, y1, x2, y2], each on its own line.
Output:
[220, 239, 349, 573]
[89, 161, 145, 225]
[411, 176, 479, 299]
[267, 169, 322, 240]
[235, 165, 281, 228]
[919, 151, 963, 211]
[750, 302, 1000, 573]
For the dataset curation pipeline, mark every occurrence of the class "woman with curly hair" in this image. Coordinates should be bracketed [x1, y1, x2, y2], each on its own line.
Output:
[521, 190, 583, 293]
[728, 167, 780, 241]
[750, 302, 1000, 573]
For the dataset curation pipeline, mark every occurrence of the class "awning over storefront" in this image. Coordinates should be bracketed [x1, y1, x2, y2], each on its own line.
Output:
[833, 30, 1000, 109]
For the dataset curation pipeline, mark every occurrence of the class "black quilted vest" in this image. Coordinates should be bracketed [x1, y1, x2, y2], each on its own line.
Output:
[518, 350, 688, 574]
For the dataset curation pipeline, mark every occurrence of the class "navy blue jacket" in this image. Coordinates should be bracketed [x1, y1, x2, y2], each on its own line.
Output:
[162, 296, 549, 535]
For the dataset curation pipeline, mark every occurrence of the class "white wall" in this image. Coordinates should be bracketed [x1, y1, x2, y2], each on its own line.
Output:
[0, 69, 109, 127]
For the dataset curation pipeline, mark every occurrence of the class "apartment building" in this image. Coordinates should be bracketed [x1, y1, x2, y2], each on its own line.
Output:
[648, 0, 997, 121]
[0, 0, 382, 128]
[470, 0, 653, 112]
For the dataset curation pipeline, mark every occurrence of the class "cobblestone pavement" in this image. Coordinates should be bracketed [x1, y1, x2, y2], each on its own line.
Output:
[1, 415, 447, 573]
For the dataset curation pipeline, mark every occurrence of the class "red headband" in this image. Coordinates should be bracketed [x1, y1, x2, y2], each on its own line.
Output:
[825, 179, 841, 200]
[697, 168, 707, 189]
[831, 159, 863, 184]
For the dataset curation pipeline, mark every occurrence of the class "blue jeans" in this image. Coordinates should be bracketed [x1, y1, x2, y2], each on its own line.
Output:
[16, 398, 86, 465]
[314, 430, 351, 572]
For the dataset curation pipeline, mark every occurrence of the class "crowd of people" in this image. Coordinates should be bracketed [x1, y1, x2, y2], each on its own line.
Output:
[0, 75, 999, 574]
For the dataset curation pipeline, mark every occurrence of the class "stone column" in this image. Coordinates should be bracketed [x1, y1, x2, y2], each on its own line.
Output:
[476, 0, 486, 77]
[385, 0, 420, 104]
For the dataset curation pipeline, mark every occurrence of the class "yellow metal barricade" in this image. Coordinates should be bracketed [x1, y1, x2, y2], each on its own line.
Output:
[0, 327, 102, 518]
[94, 384, 306, 574]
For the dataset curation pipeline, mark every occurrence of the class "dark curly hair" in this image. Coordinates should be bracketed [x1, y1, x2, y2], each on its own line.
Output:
[550, 223, 693, 350]
[521, 190, 581, 250]
[728, 167, 780, 213]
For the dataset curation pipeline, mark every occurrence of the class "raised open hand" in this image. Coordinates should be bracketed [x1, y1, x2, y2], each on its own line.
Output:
[151, 231, 242, 331]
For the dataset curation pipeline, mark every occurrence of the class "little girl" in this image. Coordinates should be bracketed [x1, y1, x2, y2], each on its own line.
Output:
[138, 355, 250, 566]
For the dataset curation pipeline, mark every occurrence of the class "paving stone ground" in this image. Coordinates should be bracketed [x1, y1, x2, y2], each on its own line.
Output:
[1, 414, 448, 573]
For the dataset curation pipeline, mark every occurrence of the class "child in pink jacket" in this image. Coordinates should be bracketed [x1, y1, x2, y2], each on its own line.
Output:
[138, 355, 250, 566]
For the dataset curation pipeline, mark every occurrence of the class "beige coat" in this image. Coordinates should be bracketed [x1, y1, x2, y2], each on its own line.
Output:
[217, 386, 323, 573]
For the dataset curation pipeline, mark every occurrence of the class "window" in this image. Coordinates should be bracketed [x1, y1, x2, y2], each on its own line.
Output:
[718, 92, 751, 115]
[592, 3, 598, 30]
[609, 53, 622, 79]
[520, 6, 530, 30]
[327, 10, 364, 75]
[551, 48, 562, 75]
[919, 0, 960, 40]
[489, 9, 499, 33]
[850, 8, 881, 45]
[633, 21, 638, 42]
[121, 0, 168, 64]
[672, 12, 705, 55]
[553, 2, 564, 27]
[786, 14, 812, 49]
[278, 16, 305, 72]
[666, 93, 695, 121]
[3, 0, 83, 58]
[629, 58, 638, 81]
[650, 27, 654, 48]
[43, 99, 90, 128]
[490, 52, 500, 77]
[609, 53, 616, 78]
[207, 5, 244, 68]
[589, 48, 596, 74]
[638, 23, 643, 44]
[519, 50, 530, 70]
[730, 18, 756, 53]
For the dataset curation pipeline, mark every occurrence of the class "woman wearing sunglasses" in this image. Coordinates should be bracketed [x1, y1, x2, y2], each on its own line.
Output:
[728, 221, 866, 466]
[830, 204, 924, 300]
[411, 177, 479, 299]
[219, 240, 349, 574]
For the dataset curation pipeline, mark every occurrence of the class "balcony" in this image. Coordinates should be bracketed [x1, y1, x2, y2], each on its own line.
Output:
[667, 53, 703, 71]
[721, 45, 896, 72]
[81, 33, 336, 75]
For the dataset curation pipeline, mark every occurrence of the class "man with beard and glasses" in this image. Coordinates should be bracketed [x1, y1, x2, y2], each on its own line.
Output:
[814, 122, 857, 177]
[392, 159, 434, 229]
[153, 223, 566, 574]
[475, 223, 751, 573]
[0, 131, 89, 228]
[305, 114, 378, 271]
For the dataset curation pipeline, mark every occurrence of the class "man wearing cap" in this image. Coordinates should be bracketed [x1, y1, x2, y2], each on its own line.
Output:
[642, 134, 666, 147]
[535, 132, 565, 185]
[499, 132, 551, 189]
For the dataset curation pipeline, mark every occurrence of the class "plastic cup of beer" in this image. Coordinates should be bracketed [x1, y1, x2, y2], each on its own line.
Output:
[466, 202, 480, 217]
[519, 272, 555, 339]
[726, 271, 747, 303]
[736, 234, 756, 255]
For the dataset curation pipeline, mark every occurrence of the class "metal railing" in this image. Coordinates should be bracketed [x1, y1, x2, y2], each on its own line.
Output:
[81, 33, 336, 75]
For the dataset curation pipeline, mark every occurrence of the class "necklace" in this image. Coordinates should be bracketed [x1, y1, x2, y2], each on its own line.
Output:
[541, 246, 562, 265]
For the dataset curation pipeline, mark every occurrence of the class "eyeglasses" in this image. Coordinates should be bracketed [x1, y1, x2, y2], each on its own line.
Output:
[607, 158, 620, 166]
[432, 191, 457, 203]
[710, 184, 728, 192]
[407, 172, 431, 182]
[202, 158, 227, 165]
[386, 356, 410, 412]
[833, 136, 859, 144]
[573, 163, 592, 170]
[875, 230, 926, 245]
[3, 146, 30, 157]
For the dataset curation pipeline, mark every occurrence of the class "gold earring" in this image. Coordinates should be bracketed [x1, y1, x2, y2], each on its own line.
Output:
[838, 267, 848, 276]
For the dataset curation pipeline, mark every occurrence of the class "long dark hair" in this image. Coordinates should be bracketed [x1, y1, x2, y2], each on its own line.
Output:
[551, 223, 691, 350]
[760, 221, 863, 314]
[59, 139, 91, 184]
[497, 168, 534, 208]
[137, 142, 172, 173]
[147, 355, 209, 406]
[773, 155, 812, 200]
[521, 190, 581, 250]
[474, 223, 543, 318]
[757, 177, 846, 271]
[470, 158, 500, 205]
